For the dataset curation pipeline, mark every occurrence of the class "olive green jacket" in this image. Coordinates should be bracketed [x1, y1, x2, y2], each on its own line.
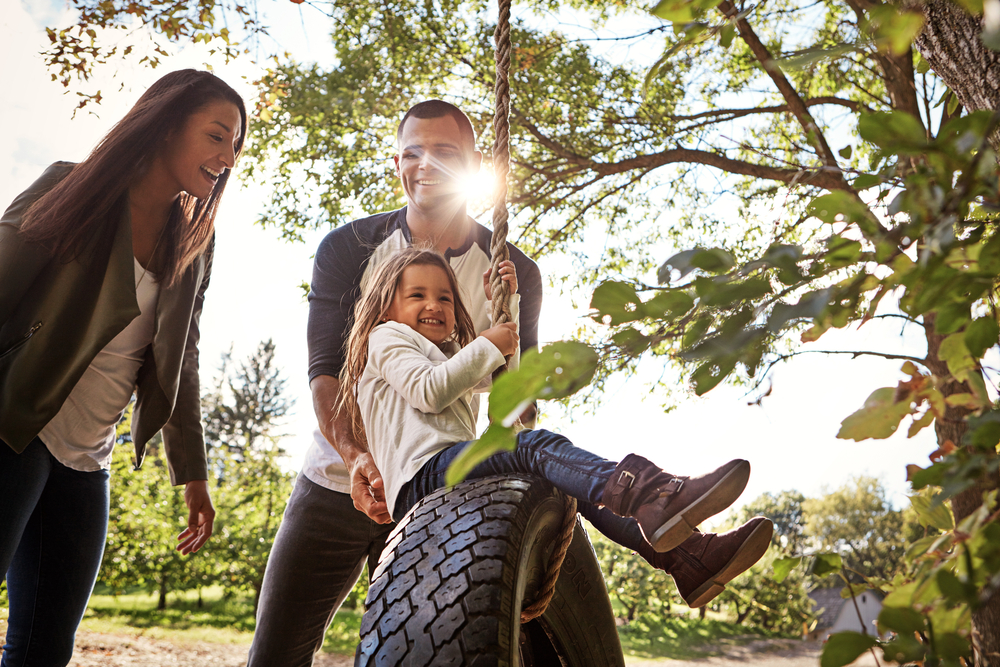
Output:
[0, 162, 210, 485]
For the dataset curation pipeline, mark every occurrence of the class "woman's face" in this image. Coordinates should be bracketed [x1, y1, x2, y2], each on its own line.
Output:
[156, 99, 243, 200]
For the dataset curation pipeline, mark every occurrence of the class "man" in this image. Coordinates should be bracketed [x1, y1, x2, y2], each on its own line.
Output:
[248, 100, 771, 666]
[246, 100, 542, 667]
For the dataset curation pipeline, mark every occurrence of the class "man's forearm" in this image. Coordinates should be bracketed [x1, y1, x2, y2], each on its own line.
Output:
[310, 375, 367, 465]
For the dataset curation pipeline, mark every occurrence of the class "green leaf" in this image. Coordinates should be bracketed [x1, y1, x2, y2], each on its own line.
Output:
[773, 556, 801, 583]
[820, 631, 877, 667]
[611, 327, 652, 355]
[934, 301, 971, 335]
[909, 493, 955, 531]
[840, 583, 868, 598]
[700, 276, 772, 307]
[937, 569, 976, 605]
[651, 0, 720, 23]
[966, 410, 1000, 451]
[858, 111, 927, 151]
[936, 632, 972, 660]
[719, 22, 735, 48]
[691, 357, 736, 395]
[878, 606, 925, 635]
[881, 633, 927, 664]
[939, 333, 976, 383]
[852, 174, 881, 190]
[445, 424, 517, 486]
[768, 288, 833, 333]
[641, 290, 695, 319]
[870, 8, 924, 55]
[658, 247, 735, 283]
[837, 387, 912, 441]
[964, 317, 999, 358]
[488, 341, 598, 426]
[838, 145, 852, 159]
[590, 281, 642, 326]
[812, 552, 843, 577]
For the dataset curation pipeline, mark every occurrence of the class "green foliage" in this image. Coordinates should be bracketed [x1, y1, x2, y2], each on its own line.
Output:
[448, 340, 598, 484]
[100, 340, 295, 614]
[802, 476, 906, 583]
[203, 340, 296, 610]
[588, 528, 675, 623]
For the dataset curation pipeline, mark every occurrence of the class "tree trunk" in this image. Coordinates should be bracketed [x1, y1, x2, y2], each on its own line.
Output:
[157, 576, 168, 611]
[924, 317, 1000, 666]
[914, 0, 1000, 119]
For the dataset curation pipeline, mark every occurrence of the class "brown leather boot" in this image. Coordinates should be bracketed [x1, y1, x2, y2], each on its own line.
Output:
[649, 517, 774, 608]
[601, 455, 751, 552]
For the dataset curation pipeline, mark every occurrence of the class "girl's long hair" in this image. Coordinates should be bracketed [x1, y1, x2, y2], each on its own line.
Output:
[337, 248, 477, 446]
[19, 69, 248, 287]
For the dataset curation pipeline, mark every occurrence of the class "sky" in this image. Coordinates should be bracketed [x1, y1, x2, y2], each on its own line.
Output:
[0, 0, 950, 518]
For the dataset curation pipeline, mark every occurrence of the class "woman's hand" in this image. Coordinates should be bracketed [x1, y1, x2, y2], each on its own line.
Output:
[480, 322, 519, 357]
[177, 479, 215, 555]
[483, 260, 518, 300]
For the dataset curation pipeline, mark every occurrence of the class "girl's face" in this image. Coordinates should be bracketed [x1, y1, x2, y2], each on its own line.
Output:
[383, 263, 457, 345]
[155, 99, 242, 200]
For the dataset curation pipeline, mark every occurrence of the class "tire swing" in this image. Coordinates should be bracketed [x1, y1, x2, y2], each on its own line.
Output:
[353, 1, 626, 665]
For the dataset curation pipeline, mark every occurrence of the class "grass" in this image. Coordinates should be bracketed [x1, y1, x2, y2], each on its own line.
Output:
[616, 611, 788, 660]
[78, 585, 361, 654]
[2, 583, 788, 660]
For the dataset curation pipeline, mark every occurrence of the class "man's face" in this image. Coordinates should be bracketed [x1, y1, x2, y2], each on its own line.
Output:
[393, 115, 482, 220]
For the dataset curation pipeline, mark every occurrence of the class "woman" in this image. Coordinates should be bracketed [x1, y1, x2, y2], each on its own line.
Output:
[0, 69, 247, 666]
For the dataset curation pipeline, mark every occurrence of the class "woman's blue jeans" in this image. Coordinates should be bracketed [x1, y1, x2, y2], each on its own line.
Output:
[1, 437, 110, 667]
[395, 428, 620, 521]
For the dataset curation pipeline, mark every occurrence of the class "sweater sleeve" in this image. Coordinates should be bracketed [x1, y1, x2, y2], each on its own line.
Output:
[368, 325, 505, 414]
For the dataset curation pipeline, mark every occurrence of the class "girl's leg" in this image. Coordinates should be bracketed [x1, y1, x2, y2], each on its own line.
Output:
[396, 429, 617, 520]
[2, 442, 110, 667]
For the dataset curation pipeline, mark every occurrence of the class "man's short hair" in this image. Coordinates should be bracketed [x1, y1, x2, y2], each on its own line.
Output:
[397, 100, 477, 154]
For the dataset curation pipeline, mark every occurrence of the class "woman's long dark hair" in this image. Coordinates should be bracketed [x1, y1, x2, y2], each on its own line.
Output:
[20, 69, 248, 287]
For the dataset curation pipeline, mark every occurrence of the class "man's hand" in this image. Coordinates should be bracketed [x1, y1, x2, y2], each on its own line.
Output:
[349, 452, 392, 524]
[312, 374, 393, 524]
[483, 260, 518, 300]
[177, 479, 215, 555]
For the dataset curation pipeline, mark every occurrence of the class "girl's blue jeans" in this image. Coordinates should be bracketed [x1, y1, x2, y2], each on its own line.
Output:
[395, 429, 651, 554]
[395, 428, 621, 521]
[0, 437, 110, 667]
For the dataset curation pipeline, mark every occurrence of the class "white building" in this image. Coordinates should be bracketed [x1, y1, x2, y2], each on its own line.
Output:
[806, 587, 883, 640]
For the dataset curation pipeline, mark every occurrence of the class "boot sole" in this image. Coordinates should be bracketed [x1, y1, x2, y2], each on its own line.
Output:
[648, 459, 751, 552]
[684, 518, 774, 608]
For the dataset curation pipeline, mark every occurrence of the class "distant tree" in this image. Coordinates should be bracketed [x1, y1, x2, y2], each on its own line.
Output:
[203, 340, 295, 612]
[716, 491, 814, 633]
[802, 476, 906, 584]
[101, 408, 207, 609]
[588, 528, 674, 624]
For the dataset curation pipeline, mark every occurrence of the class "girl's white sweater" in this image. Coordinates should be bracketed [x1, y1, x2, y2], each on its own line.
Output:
[358, 321, 506, 514]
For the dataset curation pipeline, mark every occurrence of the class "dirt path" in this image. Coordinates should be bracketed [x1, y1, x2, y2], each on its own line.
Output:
[50, 630, 873, 666]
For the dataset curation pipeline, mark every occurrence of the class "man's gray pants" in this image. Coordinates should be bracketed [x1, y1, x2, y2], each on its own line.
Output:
[247, 474, 394, 667]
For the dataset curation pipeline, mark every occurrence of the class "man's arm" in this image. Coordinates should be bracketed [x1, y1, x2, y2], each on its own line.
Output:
[310, 374, 391, 524]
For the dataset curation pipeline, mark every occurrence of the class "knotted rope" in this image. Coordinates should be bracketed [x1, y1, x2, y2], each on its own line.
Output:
[487, 0, 578, 624]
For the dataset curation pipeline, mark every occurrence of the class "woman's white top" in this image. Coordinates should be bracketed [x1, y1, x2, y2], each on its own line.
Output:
[40, 257, 160, 471]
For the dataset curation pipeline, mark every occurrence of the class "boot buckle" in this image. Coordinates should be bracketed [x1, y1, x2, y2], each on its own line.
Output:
[664, 478, 684, 494]
[617, 470, 636, 488]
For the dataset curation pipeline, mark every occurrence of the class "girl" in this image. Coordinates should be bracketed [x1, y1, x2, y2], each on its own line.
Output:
[0, 69, 247, 666]
[338, 248, 773, 606]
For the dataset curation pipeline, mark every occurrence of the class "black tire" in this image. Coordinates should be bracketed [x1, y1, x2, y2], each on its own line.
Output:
[355, 475, 624, 667]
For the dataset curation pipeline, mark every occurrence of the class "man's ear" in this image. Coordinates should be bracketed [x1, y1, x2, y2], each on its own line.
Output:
[392, 153, 402, 177]
[469, 149, 484, 172]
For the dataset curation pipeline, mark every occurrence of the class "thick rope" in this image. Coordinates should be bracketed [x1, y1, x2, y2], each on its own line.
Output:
[489, 1, 576, 622]
[520, 495, 578, 623]
[489, 0, 513, 330]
